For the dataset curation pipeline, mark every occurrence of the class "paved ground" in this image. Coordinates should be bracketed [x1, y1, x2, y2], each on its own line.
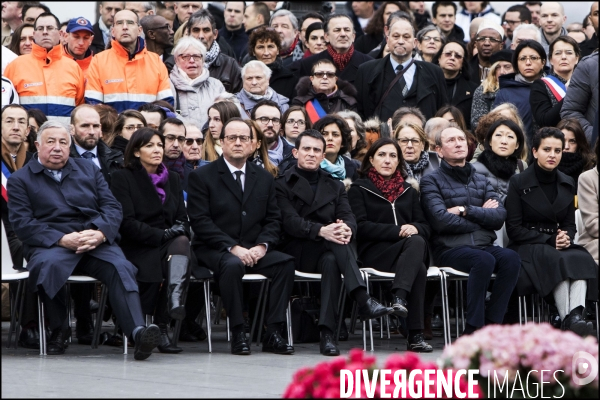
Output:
[1, 319, 447, 398]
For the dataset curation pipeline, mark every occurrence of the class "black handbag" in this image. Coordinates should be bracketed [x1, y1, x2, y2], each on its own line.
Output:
[291, 296, 321, 343]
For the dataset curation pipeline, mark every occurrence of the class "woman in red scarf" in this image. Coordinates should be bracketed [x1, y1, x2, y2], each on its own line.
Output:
[348, 138, 433, 352]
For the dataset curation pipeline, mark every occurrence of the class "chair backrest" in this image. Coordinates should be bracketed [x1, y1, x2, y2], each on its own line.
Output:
[574, 209, 583, 244]
[2, 221, 16, 273]
[494, 223, 508, 248]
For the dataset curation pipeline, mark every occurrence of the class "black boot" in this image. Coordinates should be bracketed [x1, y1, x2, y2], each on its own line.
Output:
[156, 323, 183, 353]
[167, 255, 190, 320]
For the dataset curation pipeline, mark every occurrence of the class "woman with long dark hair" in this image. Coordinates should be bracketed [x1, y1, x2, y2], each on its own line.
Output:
[556, 118, 595, 192]
[203, 102, 241, 162]
[110, 128, 192, 353]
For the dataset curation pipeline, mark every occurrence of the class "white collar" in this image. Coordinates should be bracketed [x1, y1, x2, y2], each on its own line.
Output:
[223, 157, 246, 175]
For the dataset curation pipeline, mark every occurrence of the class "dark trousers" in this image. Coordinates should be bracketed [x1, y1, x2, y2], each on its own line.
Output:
[438, 245, 520, 328]
[38, 255, 145, 338]
[212, 252, 295, 329]
[290, 240, 366, 333]
[377, 236, 427, 330]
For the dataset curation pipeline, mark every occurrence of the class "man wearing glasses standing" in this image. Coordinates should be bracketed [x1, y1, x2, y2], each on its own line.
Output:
[187, 118, 296, 356]
[501, 5, 532, 49]
[251, 99, 293, 168]
[4, 13, 85, 123]
[468, 20, 505, 83]
[85, 10, 174, 113]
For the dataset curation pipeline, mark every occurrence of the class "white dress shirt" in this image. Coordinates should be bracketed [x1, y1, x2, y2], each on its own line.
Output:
[389, 56, 416, 93]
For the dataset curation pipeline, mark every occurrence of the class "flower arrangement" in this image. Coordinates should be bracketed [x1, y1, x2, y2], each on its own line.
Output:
[283, 348, 481, 398]
[440, 323, 599, 398]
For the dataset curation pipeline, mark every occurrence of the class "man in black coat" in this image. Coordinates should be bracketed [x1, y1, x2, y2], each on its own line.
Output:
[355, 18, 448, 122]
[7, 120, 160, 359]
[275, 130, 393, 356]
[187, 118, 295, 356]
[90, 1, 124, 55]
[290, 14, 372, 86]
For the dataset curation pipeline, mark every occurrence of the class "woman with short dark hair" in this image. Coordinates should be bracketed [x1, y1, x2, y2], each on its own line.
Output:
[505, 127, 598, 337]
[110, 128, 192, 354]
[313, 115, 360, 181]
[348, 138, 432, 352]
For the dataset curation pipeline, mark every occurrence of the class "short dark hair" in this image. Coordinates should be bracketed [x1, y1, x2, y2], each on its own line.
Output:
[435, 105, 468, 133]
[250, 99, 282, 120]
[323, 13, 354, 34]
[432, 1, 457, 18]
[513, 39, 547, 71]
[248, 26, 281, 55]
[22, 3, 51, 20]
[249, 2, 270, 26]
[185, 8, 217, 34]
[123, 128, 164, 169]
[220, 117, 253, 140]
[26, 107, 47, 128]
[313, 115, 352, 156]
[359, 137, 404, 178]
[506, 5, 532, 23]
[137, 103, 167, 122]
[523, 1, 542, 7]
[433, 40, 472, 80]
[310, 58, 336, 75]
[1, 104, 29, 118]
[549, 35, 581, 60]
[159, 117, 186, 136]
[295, 129, 326, 151]
[485, 119, 525, 157]
[532, 127, 565, 151]
[282, 105, 312, 133]
[33, 12, 60, 29]
[300, 12, 324, 28]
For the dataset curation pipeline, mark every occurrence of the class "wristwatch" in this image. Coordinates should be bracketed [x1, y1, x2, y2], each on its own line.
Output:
[458, 206, 465, 217]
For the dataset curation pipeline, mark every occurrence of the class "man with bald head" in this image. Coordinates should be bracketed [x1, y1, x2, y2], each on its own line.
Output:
[85, 9, 174, 112]
[420, 126, 520, 336]
[539, 2, 567, 57]
[141, 14, 174, 59]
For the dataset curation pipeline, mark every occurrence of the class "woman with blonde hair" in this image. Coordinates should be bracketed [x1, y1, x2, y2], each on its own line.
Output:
[247, 120, 278, 177]
[470, 50, 515, 130]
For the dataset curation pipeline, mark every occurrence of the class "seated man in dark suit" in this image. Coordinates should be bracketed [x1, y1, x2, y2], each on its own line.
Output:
[187, 118, 295, 355]
[7, 120, 160, 360]
[275, 130, 393, 356]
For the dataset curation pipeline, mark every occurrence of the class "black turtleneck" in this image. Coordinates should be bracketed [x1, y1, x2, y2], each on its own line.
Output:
[296, 167, 319, 194]
[534, 161, 558, 203]
[443, 159, 472, 184]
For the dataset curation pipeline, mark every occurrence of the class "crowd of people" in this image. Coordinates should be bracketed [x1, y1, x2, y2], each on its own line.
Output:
[1, 1, 598, 361]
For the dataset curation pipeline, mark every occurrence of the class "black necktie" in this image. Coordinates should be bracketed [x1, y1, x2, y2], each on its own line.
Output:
[234, 170, 243, 193]
[395, 64, 408, 96]
[82, 151, 95, 159]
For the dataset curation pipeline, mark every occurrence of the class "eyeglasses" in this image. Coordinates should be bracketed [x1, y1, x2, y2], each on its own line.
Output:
[255, 116, 281, 125]
[313, 71, 336, 79]
[114, 20, 138, 27]
[123, 124, 145, 131]
[286, 119, 306, 126]
[224, 135, 251, 143]
[165, 134, 186, 143]
[421, 36, 441, 42]
[518, 55, 542, 62]
[442, 51, 463, 60]
[397, 137, 422, 146]
[475, 36, 502, 44]
[178, 54, 203, 62]
[185, 138, 204, 146]
[34, 26, 57, 32]
[151, 24, 171, 31]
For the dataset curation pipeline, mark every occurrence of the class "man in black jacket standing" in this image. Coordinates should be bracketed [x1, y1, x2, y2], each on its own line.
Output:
[275, 130, 393, 356]
[355, 18, 447, 122]
[187, 118, 295, 356]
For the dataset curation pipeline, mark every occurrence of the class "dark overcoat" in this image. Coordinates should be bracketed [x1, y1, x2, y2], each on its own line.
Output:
[289, 49, 373, 86]
[348, 177, 431, 269]
[505, 164, 598, 299]
[110, 167, 189, 282]
[187, 157, 292, 269]
[274, 167, 356, 269]
[355, 54, 448, 121]
[7, 157, 138, 299]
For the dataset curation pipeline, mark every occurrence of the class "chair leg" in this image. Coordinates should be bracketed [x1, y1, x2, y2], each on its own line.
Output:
[65, 284, 72, 344]
[459, 281, 465, 331]
[38, 295, 46, 356]
[204, 280, 212, 353]
[250, 280, 265, 346]
[518, 297, 523, 325]
[531, 295, 535, 323]
[454, 281, 459, 338]
[439, 272, 451, 346]
[523, 297, 528, 324]
[7, 281, 20, 349]
[256, 280, 269, 346]
[92, 284, 108, 349]
[362, 271, 374, 352]
[379, 285, 384, 339]
[595, 301, 599, 342]
[15, 280, 27, 349]
[286, 300, 293, 347]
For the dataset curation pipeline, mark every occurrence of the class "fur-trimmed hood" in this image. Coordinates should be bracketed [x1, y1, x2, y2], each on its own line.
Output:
[292, 76, 358, 113]
[294, 75, 357, 99]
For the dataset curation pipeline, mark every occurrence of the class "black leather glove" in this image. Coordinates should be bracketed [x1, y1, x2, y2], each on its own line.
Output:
[162, 224, 187, 243]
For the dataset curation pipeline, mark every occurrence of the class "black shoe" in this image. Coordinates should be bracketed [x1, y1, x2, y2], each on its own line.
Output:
[76, 320, 95, 345]
[407, 333, 433, 353]
[550, 313, 562, 329]
[47, 327, 69, 355]
[562, 313, 593, 337]
[320, 332, 340, 356]
[178, 320, 199, 342]
[18, 326, 40, 349]
[358, 298, 394, 321]
[391, 296, 408, 318]
[157, 323, 182, 354]
[188, 319, 207, 341]
[431, 314, 443, 329]
[133, 324, 160, 360]
[338, 320, 349, 342]
[231, 332, 251, 355]
[167, 255, 190, 320]
[262, 331, 294, 354]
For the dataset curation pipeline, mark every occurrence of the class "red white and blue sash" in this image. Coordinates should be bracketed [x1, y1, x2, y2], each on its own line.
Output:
[1, 161, 11, 202]
[305, 99, 327, 124]
[541, 75, 567, 102]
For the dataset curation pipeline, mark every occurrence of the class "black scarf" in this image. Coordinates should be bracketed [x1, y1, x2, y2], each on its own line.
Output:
[443, 159, 472, 184]
[557, 151, 585, 178]
[268, 57, 283, 71]
[477, 150, 518, 181]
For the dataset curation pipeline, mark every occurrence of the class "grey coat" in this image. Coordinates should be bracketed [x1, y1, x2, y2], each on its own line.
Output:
[560, 52, 598, 142]
[472, 159, 527, 204]
[470, 84, 496, 130]
[235, 88, 289, 116]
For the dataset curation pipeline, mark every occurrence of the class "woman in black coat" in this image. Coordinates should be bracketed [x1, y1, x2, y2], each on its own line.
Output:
[505, 127, 598, 337]
[110, 128, 192, 353]
[348, 138, 432, 352]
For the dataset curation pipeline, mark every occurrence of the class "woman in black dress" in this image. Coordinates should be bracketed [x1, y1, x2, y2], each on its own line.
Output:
[505, 127, 598, 336]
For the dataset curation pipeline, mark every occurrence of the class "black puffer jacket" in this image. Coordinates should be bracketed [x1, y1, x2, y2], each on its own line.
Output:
[292, 76, 358, 113]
